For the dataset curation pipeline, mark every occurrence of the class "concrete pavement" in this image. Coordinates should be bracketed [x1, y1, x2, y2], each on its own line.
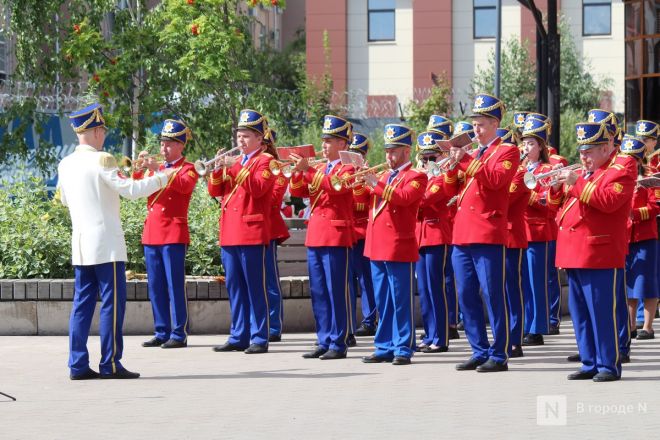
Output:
[1, 319, 659, 439]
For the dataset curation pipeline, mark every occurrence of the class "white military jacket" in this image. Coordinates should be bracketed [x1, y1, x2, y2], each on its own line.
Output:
[57, 144, 168, 266]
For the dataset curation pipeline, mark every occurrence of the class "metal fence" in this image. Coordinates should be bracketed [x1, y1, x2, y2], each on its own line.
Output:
[0, 80, 89, 113]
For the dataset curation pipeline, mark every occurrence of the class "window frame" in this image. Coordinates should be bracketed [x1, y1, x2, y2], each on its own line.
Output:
[473, 0, 497, 40]
[367, 0, 396, 42]
[582, 0, 612, 37]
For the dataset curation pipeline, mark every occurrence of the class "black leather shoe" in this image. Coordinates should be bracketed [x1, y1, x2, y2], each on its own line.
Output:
[319, 349, 347, 360]
[620, 354, 630, 364]
[244, 344, 268, 354]
[70, 369, 100, 380]
[355, 324, 376, 337]
[630, 330, 638, 339]
[523, 333, 544, 346]
[392, 356, 411, 365]
[548, 325, 560, 335]
[476, 359, 508, 372]
[100, 369, 140, 379]
[566, 353, 581, 362]
[510, 345, 524, 358]
[456, 321, 465, 331]
[302, 347, 328, 359]
[593, 372, 620, 382]
[567, 370, 597, 380]
[455, 357, 486, 371]
[161, 339, 187, 349]
[142, 337, 168, 347]
[637, 330, 654, 340]
[362, 353, 392, 363]
[213, 342, 247, 352]
[268, 334, 282, 342]
[347, 335, 357, 347]
[421, 345, 448, 353]
[448, 327, 460, 340]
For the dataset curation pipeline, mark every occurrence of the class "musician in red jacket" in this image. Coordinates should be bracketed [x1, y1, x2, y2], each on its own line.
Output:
[621, 135, 659, 340]
[134, 119, 198, 349]
[415, 131, 459, 353]
[361, 124, 427, 365]
[450, 93, 520, 373]
[550, 122, 635, 381]
[263, 127, 290, 342]
[289, 115, 355, 360]
[208, 109, 276, 354]
[636, 120, 659, 172]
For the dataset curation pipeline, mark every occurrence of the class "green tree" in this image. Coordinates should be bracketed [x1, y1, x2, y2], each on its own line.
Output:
[404, 72, 453, 134]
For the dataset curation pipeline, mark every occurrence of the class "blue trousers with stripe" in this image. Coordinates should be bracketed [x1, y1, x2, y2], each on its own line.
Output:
[445, 246, 459, 326]
[525, 241, 551, 335]
[626, 239, 659, 300]
[308, 247, 350, 352]
[350, 239, 377, 328]
[417, 245, 449, 347]
[144, 244, 189, 342]
[617, 270, 631, 357]
[222, 245, 269, 347]
[452, 244, 509, 364]
[371, 260, 415, 359]
[547, 241, 562, 327]
[505, 248, 529, 349]
[567, 268, 622, 377]
[69, 262, 126, 376]
[265, 239, 284, 337]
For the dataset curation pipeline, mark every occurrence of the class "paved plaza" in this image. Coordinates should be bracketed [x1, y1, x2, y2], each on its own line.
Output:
[1, 319, 659, 439]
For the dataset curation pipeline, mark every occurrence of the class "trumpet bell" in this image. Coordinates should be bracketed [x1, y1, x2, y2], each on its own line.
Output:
[523, 171, 537, 190]
[330, 175, 343, 191]
[194, 159, 209, 176]
[118, 156, 132, 173]
[281, 166, 293, 178]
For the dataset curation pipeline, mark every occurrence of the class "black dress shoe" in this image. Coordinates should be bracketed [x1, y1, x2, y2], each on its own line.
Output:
[319, 349, 347, 360]
[362, 353, 392, 363]
[70, 369, 100, 380]
[637, 330, 654, 340]
[161, 339, 187, 349]
[142, 337, 168, 347]
[593, 372, 620, 382]
[620, 354, 630, 364]
[567, 370, 597, 380]
[421, 345, 448, 353]
[347, 335, 357, 347]
[268, 334, 282, 342]
[355, 324, 376, 337]
[510, 345, 524, 358]
[392, 356, 411, 365]
[630, 330, 638, 339]
[548, 325, 560, 335]
[523, 333, 544, 346]
[456, 321, 465, 331]
[213, 342, 247, 352]
[455, 357, 486, 371]
[302, 347, 328, 358]
[566, 353, 581, 362]
[244, 343, 268, 354]
[100, 369, 140, 379]
[448, 327, 460, 340]
[476, 359, 508, 372]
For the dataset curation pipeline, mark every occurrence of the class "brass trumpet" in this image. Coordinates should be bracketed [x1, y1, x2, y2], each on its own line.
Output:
[270, 158, 327, 178]
[194, 146, 242, 176]
[118, 154, 163, 174]
[523, 163, 582, 189]
[331, 163, 388, 191]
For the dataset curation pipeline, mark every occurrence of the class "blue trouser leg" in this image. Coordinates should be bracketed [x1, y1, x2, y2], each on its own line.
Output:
[417, 245, 449, 347]
[354, 239, 377, 327]
[265, 240, 283, 337]
[454, 244, 509, 363]
[161, 244, 188, 342]
[445, 245, 458, 326]
[308, 247, 331, 349]
[69, 265, 101, 375]
[526, 241, 550, 334]
[547, 241, 562, 327]
[97, 262, 126, 375]
[371, 260, 395, 359]
[144, 245, 171, 340]
[222, 246, 250, 347]
[505, 248, 526, 350]
[617, 268, 631, 357]
[567, 268, 622, 377]
[347, 249, 357, 335]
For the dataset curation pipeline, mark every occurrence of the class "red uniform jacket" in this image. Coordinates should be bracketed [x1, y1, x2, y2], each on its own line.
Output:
[506, 167, 531, 249]
[452, 138, 520, 245]
[548, 153, 568, 167]
[352, 183, 371, 241]
[270, 175, 290, 244]
[207, 150, 275, 246]
[289, 162, 355, 247]
[364, 164, 427, 262]
[649, 154, 659, 174]
[524, 163, 560, 242]
[551, 160, 635, 269]
[628, 186, 659, 243]
[415, 169, 459, 248]
[133, 157, 198, 245]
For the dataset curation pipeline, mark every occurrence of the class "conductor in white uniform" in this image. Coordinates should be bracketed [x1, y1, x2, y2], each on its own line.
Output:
[57, 103, 174, 380]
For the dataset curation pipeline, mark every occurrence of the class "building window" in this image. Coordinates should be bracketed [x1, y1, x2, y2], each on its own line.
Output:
[583, 0, 611, 36]
[368, 0, 395, 42]
[473, 0, 497, 39]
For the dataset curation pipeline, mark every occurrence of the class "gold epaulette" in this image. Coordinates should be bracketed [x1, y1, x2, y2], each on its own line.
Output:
[99, 153, 117, 169]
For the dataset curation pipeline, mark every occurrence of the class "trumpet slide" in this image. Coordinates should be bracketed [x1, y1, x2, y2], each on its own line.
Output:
[523, 163, 582, 189]
[194, 146, 242, 176]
